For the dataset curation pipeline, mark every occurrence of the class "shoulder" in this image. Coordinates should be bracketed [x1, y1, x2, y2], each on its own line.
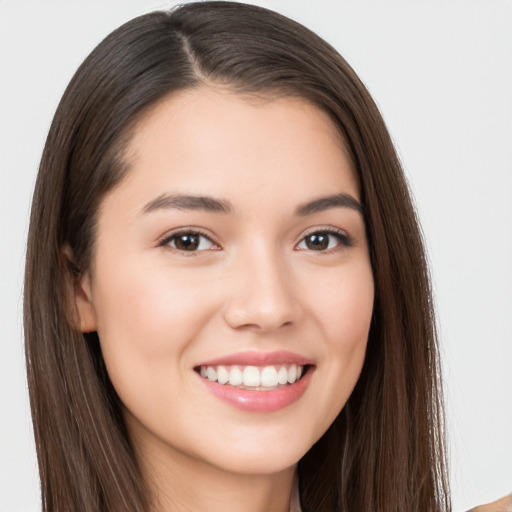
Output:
[467, 494, 512, 512]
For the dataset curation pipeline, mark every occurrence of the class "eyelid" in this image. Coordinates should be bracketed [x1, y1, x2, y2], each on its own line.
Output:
[295, 226, 353, 251]
[157, 227, 221, 251]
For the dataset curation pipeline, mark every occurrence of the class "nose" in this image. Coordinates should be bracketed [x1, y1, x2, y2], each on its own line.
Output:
[223, 249, 302, 332]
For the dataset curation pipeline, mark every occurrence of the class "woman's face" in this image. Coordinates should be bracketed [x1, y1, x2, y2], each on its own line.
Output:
[76, 87, 374, 476]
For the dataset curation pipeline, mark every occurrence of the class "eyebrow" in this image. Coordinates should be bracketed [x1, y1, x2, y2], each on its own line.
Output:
[142, 194, 233, 215]
[141, 192, 364, 217]
[295, 193, 364, 216]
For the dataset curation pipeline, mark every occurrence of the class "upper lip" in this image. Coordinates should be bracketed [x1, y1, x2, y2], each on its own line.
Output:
[196, 350, 314, 367]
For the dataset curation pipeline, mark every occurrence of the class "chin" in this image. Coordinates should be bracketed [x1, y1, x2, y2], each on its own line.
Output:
[208, 448, 304, 476]
[196, 426, 318, 476]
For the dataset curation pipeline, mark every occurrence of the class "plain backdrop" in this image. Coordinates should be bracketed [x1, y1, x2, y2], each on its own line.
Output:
[1, 1, 511, 511]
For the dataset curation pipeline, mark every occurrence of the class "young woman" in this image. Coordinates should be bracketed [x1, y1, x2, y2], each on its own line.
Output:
[24, 2, 452, 511]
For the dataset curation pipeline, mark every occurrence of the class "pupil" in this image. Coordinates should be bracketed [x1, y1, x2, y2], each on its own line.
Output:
[306, 233, 328, 250]
[176, 234, 199, 250]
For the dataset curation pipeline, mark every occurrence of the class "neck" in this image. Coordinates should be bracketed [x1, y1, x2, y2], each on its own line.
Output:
[136, 433, 296, 512]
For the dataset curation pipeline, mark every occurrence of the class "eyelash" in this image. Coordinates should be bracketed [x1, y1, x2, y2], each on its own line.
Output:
[296, 227, 353, 253]
[158, 227, 353, 254]
[158, 229, 219, 254]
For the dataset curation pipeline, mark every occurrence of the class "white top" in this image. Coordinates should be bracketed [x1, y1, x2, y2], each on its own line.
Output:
[289, 471, 301, 512]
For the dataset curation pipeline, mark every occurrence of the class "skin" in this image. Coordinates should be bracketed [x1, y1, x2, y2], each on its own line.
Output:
[74, 86, 374, 512]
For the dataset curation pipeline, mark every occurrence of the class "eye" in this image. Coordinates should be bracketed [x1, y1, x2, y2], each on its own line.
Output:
[161, 231, 218, 252]
[296, 229, 351, 252]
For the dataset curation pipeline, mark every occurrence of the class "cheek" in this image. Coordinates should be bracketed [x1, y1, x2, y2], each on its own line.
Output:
[306, 261, 374, 418]
[91, 260, 219, 396]
[311, 259, 374, 350]
[95, 257, 214, 339]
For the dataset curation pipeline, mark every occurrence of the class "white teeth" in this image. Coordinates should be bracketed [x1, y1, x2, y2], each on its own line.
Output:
[243, 366, 261, 387]
[261, 366, 278, 387]
[287, 364, 297, 384]
[206, 367, 217, 382]
[199, 364, 305, 388]
[229, 367, 243, 386]
[217, 365, 229, 384]
[277, 366, 288, 385]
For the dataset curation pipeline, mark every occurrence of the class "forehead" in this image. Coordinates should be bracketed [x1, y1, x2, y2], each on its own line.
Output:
[111, 86, 359, 213]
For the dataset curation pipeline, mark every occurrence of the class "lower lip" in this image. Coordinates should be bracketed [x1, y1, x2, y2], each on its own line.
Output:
[198, 367, 313, 413]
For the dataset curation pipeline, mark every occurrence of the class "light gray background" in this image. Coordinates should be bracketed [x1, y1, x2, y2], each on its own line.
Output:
[1, 1, 511, 510]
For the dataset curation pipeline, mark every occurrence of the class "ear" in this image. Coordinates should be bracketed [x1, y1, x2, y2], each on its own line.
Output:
[62, 245, 98, 333]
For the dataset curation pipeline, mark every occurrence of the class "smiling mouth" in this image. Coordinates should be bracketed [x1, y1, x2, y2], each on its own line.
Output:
[194, 364, 309, 391]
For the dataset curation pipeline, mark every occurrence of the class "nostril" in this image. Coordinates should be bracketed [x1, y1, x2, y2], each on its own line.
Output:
[224, 308, 300, 332]
[222, 275, 302, 332]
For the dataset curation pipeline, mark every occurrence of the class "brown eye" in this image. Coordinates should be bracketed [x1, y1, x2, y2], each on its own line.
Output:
[304, 233, 330, 250]
[165, 232, 216, 252]
[297, 230, 351, 252]
[174, 233, 200, 250]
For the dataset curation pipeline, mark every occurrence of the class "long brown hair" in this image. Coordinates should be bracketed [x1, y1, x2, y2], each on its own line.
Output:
[24, 2, 450, 511]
